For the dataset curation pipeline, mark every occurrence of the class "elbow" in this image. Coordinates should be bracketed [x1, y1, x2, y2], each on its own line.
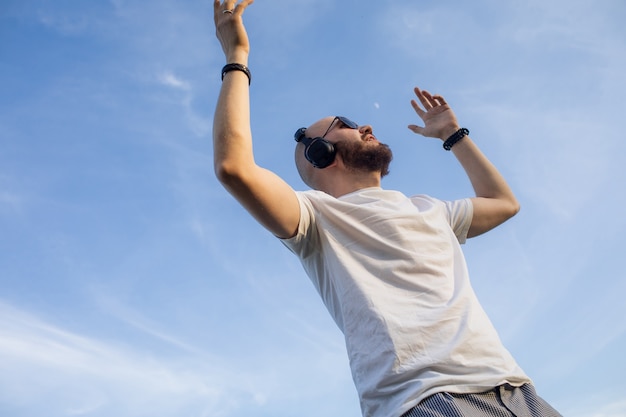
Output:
[212, 130, 254, 186]
[506, 199, 521, 220]
[214, 160, 231, 183]
[214, 155, 257, 190]
[215, 160, 243, 186]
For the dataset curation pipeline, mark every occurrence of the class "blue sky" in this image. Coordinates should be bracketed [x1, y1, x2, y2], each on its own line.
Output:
[1, 0, 625, 416]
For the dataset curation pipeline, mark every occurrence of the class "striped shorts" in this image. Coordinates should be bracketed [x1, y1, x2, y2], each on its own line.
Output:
[402, 384, 562, 417]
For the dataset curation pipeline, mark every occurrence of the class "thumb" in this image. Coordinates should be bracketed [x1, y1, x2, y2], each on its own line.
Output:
[408, 124, 424, 135]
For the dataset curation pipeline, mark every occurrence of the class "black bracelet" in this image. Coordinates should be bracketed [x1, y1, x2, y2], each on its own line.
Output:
[443, 128, 469, 151]
[221, 63, 251, 85]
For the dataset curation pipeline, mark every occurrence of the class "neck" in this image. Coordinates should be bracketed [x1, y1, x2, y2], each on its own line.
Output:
[316, 168, 382, 198]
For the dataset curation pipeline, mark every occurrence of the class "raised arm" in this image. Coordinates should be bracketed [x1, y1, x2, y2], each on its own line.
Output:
[408, 87, 520, 238]
[212, 0, 300, 238]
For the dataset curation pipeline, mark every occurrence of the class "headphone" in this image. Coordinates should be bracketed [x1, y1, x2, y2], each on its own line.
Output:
[294, 127, 336, 169]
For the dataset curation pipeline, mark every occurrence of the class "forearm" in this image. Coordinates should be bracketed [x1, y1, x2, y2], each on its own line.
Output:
[408, 87, 519, 236]
[212, 53, 254, 179]
[451, 135, 520, 237]
[451, 135, 518, 205]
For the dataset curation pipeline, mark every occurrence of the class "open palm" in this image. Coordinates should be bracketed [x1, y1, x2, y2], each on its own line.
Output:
[408, 87, 460, 141]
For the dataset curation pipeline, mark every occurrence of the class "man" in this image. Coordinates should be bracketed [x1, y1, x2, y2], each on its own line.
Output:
[212, 1, 562, 416]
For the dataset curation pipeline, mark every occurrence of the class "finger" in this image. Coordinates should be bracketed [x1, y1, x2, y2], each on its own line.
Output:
[215, 0, 235, 22]
[415, 87, 434, 110]
[233, 0, 254, 15]
[433, 94, 447, 105]
[410, 99, 425, 117]
[214, 0, 221, 25]
[408, 124, 424, 135]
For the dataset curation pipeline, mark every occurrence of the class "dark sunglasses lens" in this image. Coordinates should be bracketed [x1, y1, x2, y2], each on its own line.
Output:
[337, 116, 359, 129]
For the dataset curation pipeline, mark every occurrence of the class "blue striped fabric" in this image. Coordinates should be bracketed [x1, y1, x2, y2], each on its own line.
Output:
[401, 384, 562, 417]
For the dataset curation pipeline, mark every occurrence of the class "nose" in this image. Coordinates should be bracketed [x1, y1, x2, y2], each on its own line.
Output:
[359, 124, 373, 135]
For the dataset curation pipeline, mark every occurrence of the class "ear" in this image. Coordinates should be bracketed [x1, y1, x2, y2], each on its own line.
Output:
[306, 139, 336, 169]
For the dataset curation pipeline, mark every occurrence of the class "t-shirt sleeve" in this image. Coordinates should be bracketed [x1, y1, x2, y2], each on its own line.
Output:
[443, 198, 473, 244]
[279, 192, 319, 258]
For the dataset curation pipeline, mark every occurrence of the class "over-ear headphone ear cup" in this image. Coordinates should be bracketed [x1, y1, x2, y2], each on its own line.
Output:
[305, 138, 336, 168]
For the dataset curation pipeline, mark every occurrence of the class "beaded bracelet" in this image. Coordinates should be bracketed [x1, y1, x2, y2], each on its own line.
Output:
[443, 128, 469, 151]
[221, 63, 251, 85]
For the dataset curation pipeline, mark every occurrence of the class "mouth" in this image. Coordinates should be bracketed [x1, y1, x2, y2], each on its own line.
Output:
[362, 134, 377, 142]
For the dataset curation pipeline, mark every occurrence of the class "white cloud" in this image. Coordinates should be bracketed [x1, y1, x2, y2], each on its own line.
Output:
[158, 71, 191, 91]
[0, 291, 357, 416]
[156, 70, 211, 136]
[0, 301, 258, 416]
[93, 292, 209, 355]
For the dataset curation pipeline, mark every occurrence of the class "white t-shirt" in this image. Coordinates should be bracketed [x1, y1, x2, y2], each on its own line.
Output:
[281, 187, 530, 417]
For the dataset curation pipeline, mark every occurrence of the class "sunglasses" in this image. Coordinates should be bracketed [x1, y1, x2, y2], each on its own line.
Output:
[294, 116, 359, 143]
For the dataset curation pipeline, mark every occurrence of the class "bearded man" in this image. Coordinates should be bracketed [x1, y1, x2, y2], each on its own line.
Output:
[211, 1, 563, 416]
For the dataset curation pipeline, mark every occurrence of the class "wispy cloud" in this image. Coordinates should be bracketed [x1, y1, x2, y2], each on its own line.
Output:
[158, 71, 191, 91]
[93, 292, 209, 355]
[0, 301, 262, 416]
[0, 292, 356, 416]
[156, 70, 211, 136]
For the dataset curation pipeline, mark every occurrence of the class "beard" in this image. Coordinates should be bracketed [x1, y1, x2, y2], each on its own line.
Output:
[335, 139, 393, 177]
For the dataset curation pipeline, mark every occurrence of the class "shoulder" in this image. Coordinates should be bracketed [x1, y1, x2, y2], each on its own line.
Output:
[297, 189, 332, 202]
[409, 194, 471, 214]
[408, 194, 449, 212]
[409, 193, 440, 205]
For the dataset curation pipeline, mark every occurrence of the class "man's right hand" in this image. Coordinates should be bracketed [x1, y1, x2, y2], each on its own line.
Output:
[213, 0, 254, 64]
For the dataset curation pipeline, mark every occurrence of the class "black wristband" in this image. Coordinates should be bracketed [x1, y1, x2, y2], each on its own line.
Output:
[443, 128, 469, 151]
[221, 63, 251, 85]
